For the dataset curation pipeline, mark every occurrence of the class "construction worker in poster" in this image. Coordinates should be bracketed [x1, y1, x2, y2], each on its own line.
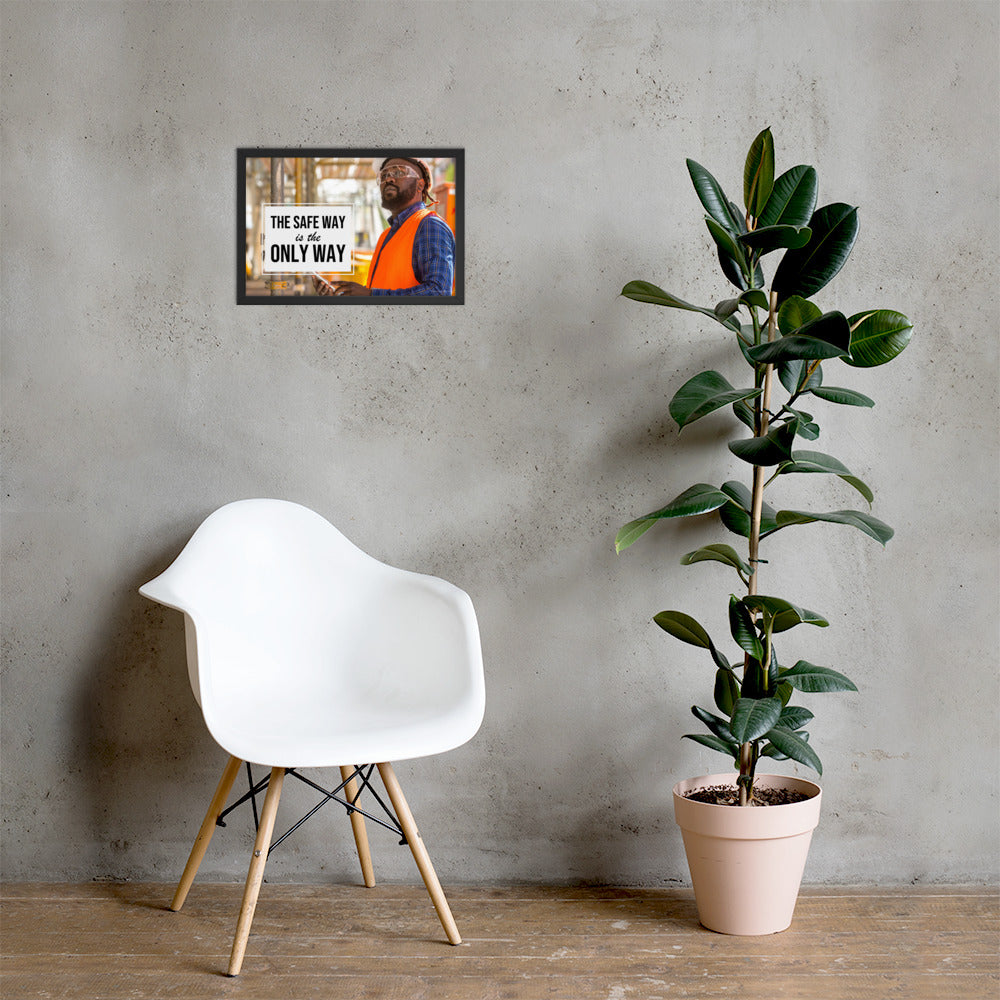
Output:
[312, 157, 455, 297]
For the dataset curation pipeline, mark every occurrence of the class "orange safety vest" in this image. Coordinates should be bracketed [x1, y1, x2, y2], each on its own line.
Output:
[367, 207, 435, 290]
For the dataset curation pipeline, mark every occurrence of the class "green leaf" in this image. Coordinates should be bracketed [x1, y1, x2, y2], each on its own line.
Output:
[729, 595, 764, 660]
[614, 518, 655, 552]
[780, 660, 858, 693]
[738, 224, 811, 256]
[731, 697, 782, 743]
[740, 646, 778, 698]
[739, 289, 770, 311]
[810, 386, 875, 407]
[844, 310, 913, 368]
[783, 450, 852, 475]
[778, 450, 874, 504]
[720, 480, 754, 509]
[749, 335, 848, 365]
[758, 165, 818, 229]
[707, 638, 732, 672]
[705, 216, 749, 280]
[719, 480, 778, 538]
[764, 726, 823, 774]
[771, 608, 817, 633]
[779, 358, 823, 395]
[719, 503, 752, 538]
[732, 398, 756, 430]
[649, 483, 735, 518]
[775, 302, 826, 396]
[686, 159, 744, 234]
[714, 668, 741, 716]
[778, 705, 814, 730]
[719, 245, 765, 292]
[736, 331, 757, 367]
[691, 704, 737, 743]
[620, 281, 741, 332]
[839, 476, 873, 503]
[772, 203, 860, 304]
[747, 311, 852, 364]
[669, 371, 762, 429]
[654, 610, 713, 649]
[773, 508, 894, 545]
[728, 420, 797, 466]
[778, 295, 823, 335]
[717, 247, 744, 291]
[615, 484, 733, 552]
[680, 543, 753, 578]
[682, 733, 740, 757]
[743, 595, 829, 629]
[744, 127, 775, 218]
[714, 297, 741, 322]
[712, 207, 765, 292]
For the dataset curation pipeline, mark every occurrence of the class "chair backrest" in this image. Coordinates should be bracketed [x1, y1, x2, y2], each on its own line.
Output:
[142, 497, 378, 609]
[140, 500, 484, 766]
[140, 500, 398, 697]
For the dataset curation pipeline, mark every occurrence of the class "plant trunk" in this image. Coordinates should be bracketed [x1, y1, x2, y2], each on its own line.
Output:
[739, 290, 779, 806]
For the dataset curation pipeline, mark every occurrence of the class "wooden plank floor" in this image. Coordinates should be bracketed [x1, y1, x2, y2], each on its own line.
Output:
[1, 882, 997, 999]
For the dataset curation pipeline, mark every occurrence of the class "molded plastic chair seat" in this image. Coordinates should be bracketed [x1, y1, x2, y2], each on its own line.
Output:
[211, 683, 478, 769]
[139, 499, 485, 975]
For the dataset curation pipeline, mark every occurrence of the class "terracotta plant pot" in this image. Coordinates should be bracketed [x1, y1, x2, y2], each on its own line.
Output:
[672, 772, 822, 935]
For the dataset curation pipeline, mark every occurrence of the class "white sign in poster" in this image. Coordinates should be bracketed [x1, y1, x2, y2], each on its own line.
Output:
[261, 204, 354, 273]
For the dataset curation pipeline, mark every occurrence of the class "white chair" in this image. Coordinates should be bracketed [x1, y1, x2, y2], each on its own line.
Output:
[139, 499, 485, 976]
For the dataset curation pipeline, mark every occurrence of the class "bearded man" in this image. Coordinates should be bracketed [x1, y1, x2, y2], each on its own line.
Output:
[315, 157, 455, 297]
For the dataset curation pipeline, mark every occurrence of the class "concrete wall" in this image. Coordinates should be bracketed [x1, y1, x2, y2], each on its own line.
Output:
[2, 0, 997, 886]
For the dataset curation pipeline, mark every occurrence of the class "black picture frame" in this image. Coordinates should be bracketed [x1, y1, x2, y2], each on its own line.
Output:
[237, 147, 464, 305]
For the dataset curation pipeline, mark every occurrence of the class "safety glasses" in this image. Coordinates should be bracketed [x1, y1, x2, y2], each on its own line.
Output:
[378, 164, 420, 182]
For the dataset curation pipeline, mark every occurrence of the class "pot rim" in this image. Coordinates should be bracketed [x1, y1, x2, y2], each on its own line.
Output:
[672, 771, 821, 804]
[673, 773, 822, 839]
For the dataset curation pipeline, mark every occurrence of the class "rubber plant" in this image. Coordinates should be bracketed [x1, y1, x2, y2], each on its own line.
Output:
[617, 128, 912, 805]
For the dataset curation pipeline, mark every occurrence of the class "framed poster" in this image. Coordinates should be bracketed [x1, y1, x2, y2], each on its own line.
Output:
[237, 148, 464, 304]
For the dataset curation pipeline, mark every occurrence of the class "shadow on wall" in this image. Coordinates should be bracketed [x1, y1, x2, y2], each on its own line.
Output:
[75, 536, 220, 881]
[558, 751, 687, 887]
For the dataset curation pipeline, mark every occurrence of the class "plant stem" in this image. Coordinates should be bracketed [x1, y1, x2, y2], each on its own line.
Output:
[762, 620, 773, 691]
[739, 743, 755, 805]
[747, 292, 777, 594]
[740, 289, 779, 806]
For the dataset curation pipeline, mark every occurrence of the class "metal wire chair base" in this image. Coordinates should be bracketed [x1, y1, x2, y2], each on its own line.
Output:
[216, 762, 407, 854]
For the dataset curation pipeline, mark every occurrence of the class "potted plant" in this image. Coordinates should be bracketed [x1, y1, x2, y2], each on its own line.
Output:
[616, 128, 912, 934]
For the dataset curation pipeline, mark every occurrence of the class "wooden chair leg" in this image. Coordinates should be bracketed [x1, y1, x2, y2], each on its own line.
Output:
[227, 766, 285, 977]
[340, 765, 376, 888]
[170, 754, 243, 912]
[376, 762, 461, 945]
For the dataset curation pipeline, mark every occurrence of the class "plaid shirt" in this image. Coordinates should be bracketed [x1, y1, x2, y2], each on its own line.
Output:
[368, 202, 455, 296]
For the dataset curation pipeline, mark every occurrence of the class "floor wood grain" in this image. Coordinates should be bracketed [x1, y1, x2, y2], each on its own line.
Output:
[2, 883, 997, 999]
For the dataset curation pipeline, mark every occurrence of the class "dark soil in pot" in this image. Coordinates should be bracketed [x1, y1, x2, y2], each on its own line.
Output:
[683, 784, 811, 806]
